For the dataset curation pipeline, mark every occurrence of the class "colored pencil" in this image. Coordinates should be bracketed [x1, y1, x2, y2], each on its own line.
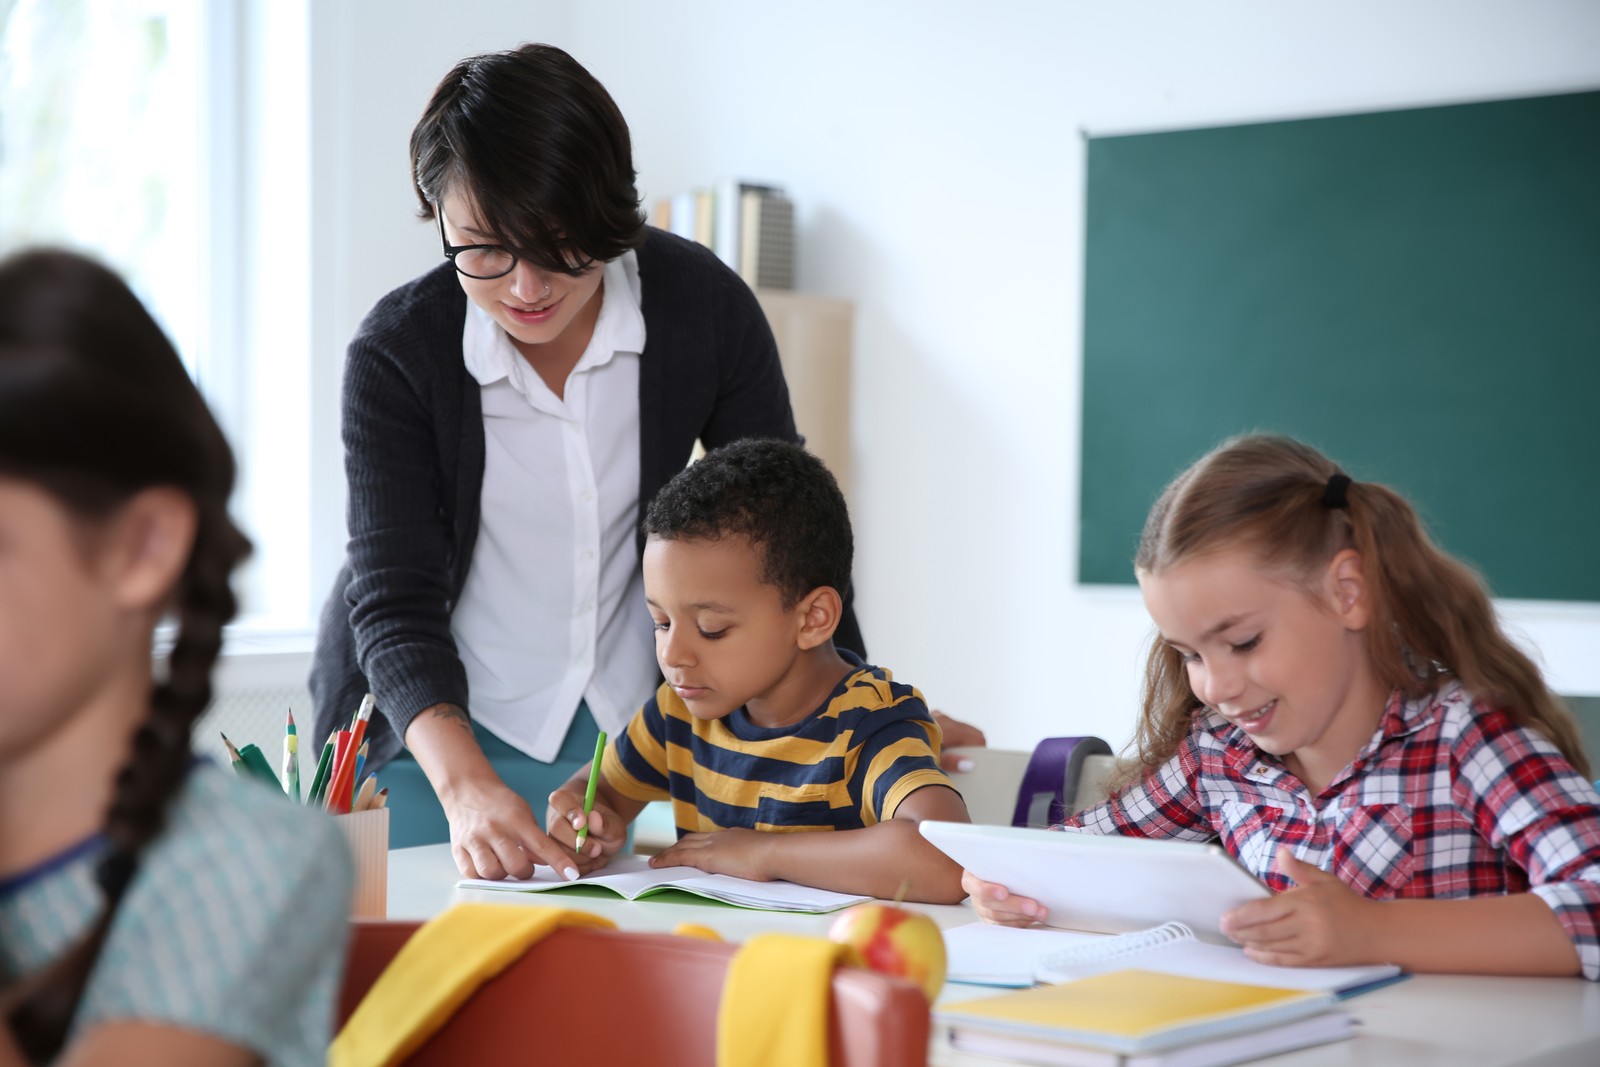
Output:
[352, 774, 378, 813]
[221, 732, 277, 786]
[283, 709, 301, 800]
[327, 696, 374, 814]
[306, 734, 337, 806]
[324, 730, 353, 812]
[237, 742, 278, 785]
[220, 731, 245, 769]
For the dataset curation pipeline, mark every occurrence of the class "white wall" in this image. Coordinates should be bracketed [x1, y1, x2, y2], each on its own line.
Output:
[306, 0, 1600, 755]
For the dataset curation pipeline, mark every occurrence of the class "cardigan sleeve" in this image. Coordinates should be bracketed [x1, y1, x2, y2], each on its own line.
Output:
[338, 284, 472, 744]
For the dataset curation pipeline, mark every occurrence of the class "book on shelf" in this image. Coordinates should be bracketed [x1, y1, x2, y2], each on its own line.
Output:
[938, 968, 1353, 1067]
[456, 853, 867, 914]
[654, 179, 796, 290]
[667, 190, 698, 241]
[712, 177, 781, 271]
[941, 921, 1402, 997]
[693, 188, 715, 248]
[739, 188, 794, 290]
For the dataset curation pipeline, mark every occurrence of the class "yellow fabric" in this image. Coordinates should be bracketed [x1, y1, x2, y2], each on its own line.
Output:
[716, 933, 862, 1067]
[330, 903, 615, 1067]
[672, 922, 724, 941]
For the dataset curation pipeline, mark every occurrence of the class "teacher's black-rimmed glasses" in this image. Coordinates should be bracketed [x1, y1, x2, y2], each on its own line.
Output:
[437, 208, 517, 280]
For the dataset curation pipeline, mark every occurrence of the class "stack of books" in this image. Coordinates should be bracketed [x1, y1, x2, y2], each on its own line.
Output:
[650, 178, 794, 290]
[938, 969, 1354, 1067]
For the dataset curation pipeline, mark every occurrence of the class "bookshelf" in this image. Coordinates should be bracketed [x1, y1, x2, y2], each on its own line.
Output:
[755, 289, 854, 503]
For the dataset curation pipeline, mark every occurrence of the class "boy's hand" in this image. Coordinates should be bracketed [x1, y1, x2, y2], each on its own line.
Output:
[962, 869, 1047, 927]
[546, 787, 623, 873]
[1219, 846, 1377, 967]
[649, 829, 774, 881]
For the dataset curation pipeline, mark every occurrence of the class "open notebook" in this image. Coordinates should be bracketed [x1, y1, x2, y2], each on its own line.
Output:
[942, 921, 1402, 996]
[456, 854, 869, 914]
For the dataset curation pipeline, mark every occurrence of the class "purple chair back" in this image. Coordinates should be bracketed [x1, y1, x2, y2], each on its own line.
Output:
[1010, 735, 1114, 827]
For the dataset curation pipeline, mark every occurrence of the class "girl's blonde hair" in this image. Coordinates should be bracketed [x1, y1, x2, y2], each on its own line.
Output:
[1112, 434, 1588, 792]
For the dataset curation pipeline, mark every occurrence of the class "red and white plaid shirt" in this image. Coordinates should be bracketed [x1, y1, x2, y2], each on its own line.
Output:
[1063, 681, 1600, 979]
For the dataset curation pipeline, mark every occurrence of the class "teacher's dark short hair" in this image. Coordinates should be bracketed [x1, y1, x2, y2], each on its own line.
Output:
[409, 43, 646, 274]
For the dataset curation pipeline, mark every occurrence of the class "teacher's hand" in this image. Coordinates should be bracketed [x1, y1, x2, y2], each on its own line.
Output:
[441, 773, 591, 882]
[405, 702, 591, 882]
[931, 709, 987, 773]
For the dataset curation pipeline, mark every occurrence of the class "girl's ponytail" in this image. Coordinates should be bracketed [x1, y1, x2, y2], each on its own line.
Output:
[1344, 480, 1588, 776]
[1118, 433, 1589, 792]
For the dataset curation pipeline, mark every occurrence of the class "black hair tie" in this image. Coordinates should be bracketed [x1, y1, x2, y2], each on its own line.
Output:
[1323, 473, 1353, 510]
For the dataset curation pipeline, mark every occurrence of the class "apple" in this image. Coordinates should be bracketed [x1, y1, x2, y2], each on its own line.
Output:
[828, 903, 947, 1000]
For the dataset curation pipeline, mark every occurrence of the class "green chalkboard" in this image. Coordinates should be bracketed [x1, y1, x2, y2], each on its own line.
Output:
[1080, 90, 1600, 600]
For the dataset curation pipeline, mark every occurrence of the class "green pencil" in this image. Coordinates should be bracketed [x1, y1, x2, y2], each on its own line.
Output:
[306, 735, 337, 806]
[574, 730, 608, 852]
[237, 742, 279, 786]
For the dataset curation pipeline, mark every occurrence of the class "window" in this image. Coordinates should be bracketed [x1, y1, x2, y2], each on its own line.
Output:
[0, 0, 203, 367]
[1, 0, 314, 635]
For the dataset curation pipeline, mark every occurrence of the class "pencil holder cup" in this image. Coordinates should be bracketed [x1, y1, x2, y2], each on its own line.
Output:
[337, 807, 389, 918]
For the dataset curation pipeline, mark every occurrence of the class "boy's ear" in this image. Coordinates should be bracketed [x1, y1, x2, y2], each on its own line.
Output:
[794, 586, 843, 651]
[99, 487, 199, 613]
[1324, 548, 1370, 631]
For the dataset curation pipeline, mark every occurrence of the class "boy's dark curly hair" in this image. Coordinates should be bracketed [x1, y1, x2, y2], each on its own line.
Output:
[644, 438, 851, 608]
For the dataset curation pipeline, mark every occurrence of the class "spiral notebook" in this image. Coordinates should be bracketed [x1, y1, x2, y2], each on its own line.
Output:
[940, 969, 1353, 1067]
[938, 969, 1347, 1064]
[943, 920, 1403, 996]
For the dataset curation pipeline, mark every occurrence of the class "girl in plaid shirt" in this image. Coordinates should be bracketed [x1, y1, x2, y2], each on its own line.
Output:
[966, 435, 1600, 979]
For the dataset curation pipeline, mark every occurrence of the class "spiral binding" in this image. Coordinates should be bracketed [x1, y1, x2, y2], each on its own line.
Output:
[1036, 920, 1196, 977]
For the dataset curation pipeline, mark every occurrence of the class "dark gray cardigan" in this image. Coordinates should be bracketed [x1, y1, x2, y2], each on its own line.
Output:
[308, 228, 864, 767]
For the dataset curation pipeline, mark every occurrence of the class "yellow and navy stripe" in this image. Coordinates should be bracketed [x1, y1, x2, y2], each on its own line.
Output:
[603, 655, 951, 836]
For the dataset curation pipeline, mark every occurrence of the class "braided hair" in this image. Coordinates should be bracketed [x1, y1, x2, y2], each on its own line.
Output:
[0, 249, 252, 1061]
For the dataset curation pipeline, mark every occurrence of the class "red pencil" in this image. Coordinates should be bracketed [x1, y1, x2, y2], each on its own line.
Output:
[326, 695, 375, 814]
[324, 730, 353, 814]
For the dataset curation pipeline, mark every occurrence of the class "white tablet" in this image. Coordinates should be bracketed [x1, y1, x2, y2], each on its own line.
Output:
[921, 821, 1270, 945]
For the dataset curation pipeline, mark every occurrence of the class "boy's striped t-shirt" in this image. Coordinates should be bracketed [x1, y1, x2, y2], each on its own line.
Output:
[604, 656, 952, 836]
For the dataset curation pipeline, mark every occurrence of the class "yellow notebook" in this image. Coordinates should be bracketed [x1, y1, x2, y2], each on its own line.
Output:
[937, 969, 1339, 1057]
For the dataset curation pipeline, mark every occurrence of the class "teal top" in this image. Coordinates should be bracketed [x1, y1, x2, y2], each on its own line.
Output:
[0, 761, 353, 1066]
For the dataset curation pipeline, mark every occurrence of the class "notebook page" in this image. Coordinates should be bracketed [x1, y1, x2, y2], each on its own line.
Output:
[944, 922, 1401, 994]
[671, 873, 870, 912]
[458, 854, 690, 895]
[944, 923, 1109, 986]
[1037, 921, 1401, 993]
[460, 856, 867, 912]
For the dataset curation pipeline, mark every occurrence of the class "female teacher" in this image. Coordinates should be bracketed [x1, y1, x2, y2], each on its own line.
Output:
[308, 43, 877, 876]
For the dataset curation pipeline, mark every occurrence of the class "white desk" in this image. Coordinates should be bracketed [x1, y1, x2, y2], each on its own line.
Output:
[387, 844, 1600, 1067]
